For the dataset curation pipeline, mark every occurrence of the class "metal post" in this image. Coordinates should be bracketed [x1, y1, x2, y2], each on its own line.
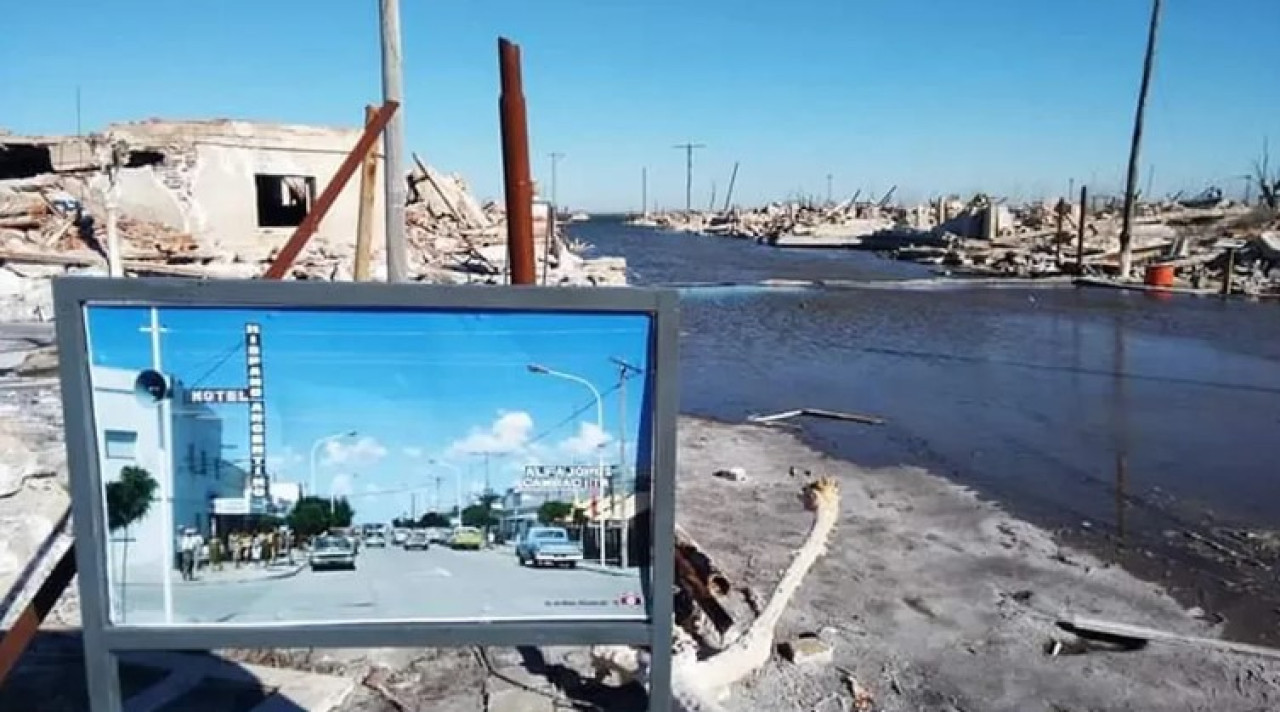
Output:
[1223, 248, 1236, 296]
[1076, 185, 1088, 273]
[379, 0, 409, 283]
[1119, 0, 1163, 281]
[144, 308, 174, 624]
[499, 38, 536, 286]
[723, 161, 739, 213]
[617, 365, 628, 569]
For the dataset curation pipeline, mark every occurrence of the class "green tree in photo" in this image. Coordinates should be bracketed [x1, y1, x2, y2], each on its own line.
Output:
[331, 497, 354, 527]
[537, 500, 574, 525]
[418, 511, 451, 528]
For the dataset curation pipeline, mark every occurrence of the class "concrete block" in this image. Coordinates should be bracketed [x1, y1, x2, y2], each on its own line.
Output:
[778, 635, 833, 666]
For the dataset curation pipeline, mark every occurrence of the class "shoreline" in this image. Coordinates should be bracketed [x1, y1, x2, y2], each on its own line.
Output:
[676, 416, 1280, 710]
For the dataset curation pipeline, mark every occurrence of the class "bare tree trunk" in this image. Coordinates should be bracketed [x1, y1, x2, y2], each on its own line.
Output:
[1119, 0, 1163, 280]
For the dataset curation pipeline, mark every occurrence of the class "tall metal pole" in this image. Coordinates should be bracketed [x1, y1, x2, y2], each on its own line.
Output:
[549, 152, 564, 210]
[673, 143, 705, 213]
[379, 0, 409, 282]
[499, 38, 536, 285]
[142, 308, 174, 624]
[1119, 0, 1163, 281]
[826, 173, 833, 206]
[641, 167, 648, 216]
[723, 161, 739, 213]
[1076, 185, 1089, 273]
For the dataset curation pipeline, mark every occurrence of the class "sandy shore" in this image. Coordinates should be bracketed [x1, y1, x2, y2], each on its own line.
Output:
[676, 417, 1280, 711]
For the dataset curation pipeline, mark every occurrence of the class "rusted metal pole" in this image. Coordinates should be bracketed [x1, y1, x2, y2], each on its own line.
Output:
[263, 101, 399, 280]
[1119, 0, 1163, 281]
[1222, 248, 1236, 295]
[354, 105, 380, 281]
[499, 38, 536, 286]
[1076, 185, 1088, 273]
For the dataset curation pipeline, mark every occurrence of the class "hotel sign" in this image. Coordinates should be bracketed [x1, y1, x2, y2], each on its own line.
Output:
[186, 322, 271, 513]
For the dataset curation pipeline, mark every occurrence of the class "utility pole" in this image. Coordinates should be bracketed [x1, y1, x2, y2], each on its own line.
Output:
[610, 357, 642, 569]
[548, 152, 565, 210]
[1119, 0, 1163, 281]
[379, 0, 408, 282]
[673, 142, 706, 213]
[723, 161, 739, 213]
[410, 492, 417, 521]
[434, 475, 443, 513]
[140, 309, 173, 624]
[826, 173, 834, 206]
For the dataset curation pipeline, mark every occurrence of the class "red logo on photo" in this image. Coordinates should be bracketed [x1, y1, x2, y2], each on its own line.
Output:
[618, 592, 643, 606]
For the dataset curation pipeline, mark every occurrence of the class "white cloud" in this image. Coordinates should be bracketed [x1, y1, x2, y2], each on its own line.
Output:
[330, 473, 353, 497]
[322, 436, 388, 467]
[403, 446, 423, 459]
[448, 411, 534, 457]
[557, 422, 612, 458]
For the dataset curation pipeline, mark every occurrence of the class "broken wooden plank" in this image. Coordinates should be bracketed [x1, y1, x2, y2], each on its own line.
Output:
[748, 407, 885, 426]
[1059, 616, 1280, 661]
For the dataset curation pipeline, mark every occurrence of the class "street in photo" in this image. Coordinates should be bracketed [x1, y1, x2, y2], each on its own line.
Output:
[82, 303, 655, 625]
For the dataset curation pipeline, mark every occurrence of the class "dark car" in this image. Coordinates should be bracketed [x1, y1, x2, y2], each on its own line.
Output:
[403, 529, 430, 551]
[309, 535, 357, 571]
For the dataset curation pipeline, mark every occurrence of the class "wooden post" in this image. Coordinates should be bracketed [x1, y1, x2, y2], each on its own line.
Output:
[1076, 185, 1088, 273]
[354, 105, 379, 281]
[1119, 0, 1163, 281]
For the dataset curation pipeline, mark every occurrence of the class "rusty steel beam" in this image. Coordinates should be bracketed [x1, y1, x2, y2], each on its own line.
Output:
[263, 100, 400, 280]
[354, 104, 380, 282]
[0, 545, 76, 687]
[498, 38, 536, 286]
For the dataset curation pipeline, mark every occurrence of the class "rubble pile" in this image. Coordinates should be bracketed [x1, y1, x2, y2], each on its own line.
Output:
[639, 187, 1279, 295]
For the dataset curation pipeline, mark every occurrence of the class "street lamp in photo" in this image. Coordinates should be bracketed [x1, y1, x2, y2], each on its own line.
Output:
[526, 363, 608, 567]
[309, 430, 357, 498]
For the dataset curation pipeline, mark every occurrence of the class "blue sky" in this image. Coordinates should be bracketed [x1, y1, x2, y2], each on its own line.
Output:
[85, 305, 652, 523]
[2, 1, 1276, 211]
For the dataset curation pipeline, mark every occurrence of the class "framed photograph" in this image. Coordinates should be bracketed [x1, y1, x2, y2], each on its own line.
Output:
[53, 277, 677, 712]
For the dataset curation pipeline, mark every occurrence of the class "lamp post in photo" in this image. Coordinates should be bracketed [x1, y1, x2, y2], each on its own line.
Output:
[527, 363, 607, 567]
[309, 430, 357, 498]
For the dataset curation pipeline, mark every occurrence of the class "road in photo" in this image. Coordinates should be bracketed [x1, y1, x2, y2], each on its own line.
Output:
[114, 545, 646, 624]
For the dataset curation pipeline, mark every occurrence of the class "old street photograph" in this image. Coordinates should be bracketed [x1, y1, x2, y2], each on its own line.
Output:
[83, 304, 653, 625]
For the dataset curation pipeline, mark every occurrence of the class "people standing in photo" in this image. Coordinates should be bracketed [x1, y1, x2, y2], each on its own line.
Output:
[178, 527, 201, 581]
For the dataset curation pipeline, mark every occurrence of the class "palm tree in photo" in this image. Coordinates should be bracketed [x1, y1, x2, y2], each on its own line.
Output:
[105, 465, 158, 622]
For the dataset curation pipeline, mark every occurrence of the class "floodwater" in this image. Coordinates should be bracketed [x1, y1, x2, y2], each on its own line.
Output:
[572, 217, 1280, 643]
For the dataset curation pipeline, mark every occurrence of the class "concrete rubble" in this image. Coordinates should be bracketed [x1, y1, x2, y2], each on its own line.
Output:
[0, 119, 627, 320]
[643, 187, 1280, 297]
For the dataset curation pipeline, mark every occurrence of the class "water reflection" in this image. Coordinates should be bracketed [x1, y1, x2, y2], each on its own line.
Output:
[1112, 317, 1130, 544]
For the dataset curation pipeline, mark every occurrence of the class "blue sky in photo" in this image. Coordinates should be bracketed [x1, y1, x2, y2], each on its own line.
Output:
[2, 0, 1276, 211]
[85, 305, 652, 523]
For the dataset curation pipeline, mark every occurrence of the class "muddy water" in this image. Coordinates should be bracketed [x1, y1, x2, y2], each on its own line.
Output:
[574, 218, 1280, 644]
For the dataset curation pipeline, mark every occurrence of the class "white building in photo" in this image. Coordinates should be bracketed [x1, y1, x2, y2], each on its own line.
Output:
[90, 365, 244, 588]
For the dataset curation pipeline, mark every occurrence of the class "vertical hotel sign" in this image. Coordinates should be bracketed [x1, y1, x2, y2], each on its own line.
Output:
[245, 323, 268, 511]
[184, 322, 270, 514]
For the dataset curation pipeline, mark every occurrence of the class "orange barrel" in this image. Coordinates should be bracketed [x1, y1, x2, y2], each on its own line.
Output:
[1145, 263, 1176, 287]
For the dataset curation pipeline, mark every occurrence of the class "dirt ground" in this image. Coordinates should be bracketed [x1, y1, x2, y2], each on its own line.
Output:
[676, 417, 1280, 712]
[9, 417, 1280, 712]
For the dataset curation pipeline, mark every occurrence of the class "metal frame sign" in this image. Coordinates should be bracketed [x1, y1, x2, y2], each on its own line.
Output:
[52, 277, 679, 712]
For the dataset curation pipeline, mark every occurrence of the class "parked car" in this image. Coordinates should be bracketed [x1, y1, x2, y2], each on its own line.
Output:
[309, 535, 357, 571]
[515, 527, 583, 568]
[449, 526, 484, 550]
[403, 529, 430, 550]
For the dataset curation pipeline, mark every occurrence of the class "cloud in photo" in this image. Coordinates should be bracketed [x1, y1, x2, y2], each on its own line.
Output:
[403, 446, 423, 459]
[557, 422, 612, 458]
[267, 445, 303, 474]
[448, 411, 534, 456]
[322, 436, 388, 467]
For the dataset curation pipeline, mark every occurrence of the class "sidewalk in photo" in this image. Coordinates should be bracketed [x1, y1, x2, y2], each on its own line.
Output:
[175, 560, 305, 586]
[574, 561, 640, 578]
